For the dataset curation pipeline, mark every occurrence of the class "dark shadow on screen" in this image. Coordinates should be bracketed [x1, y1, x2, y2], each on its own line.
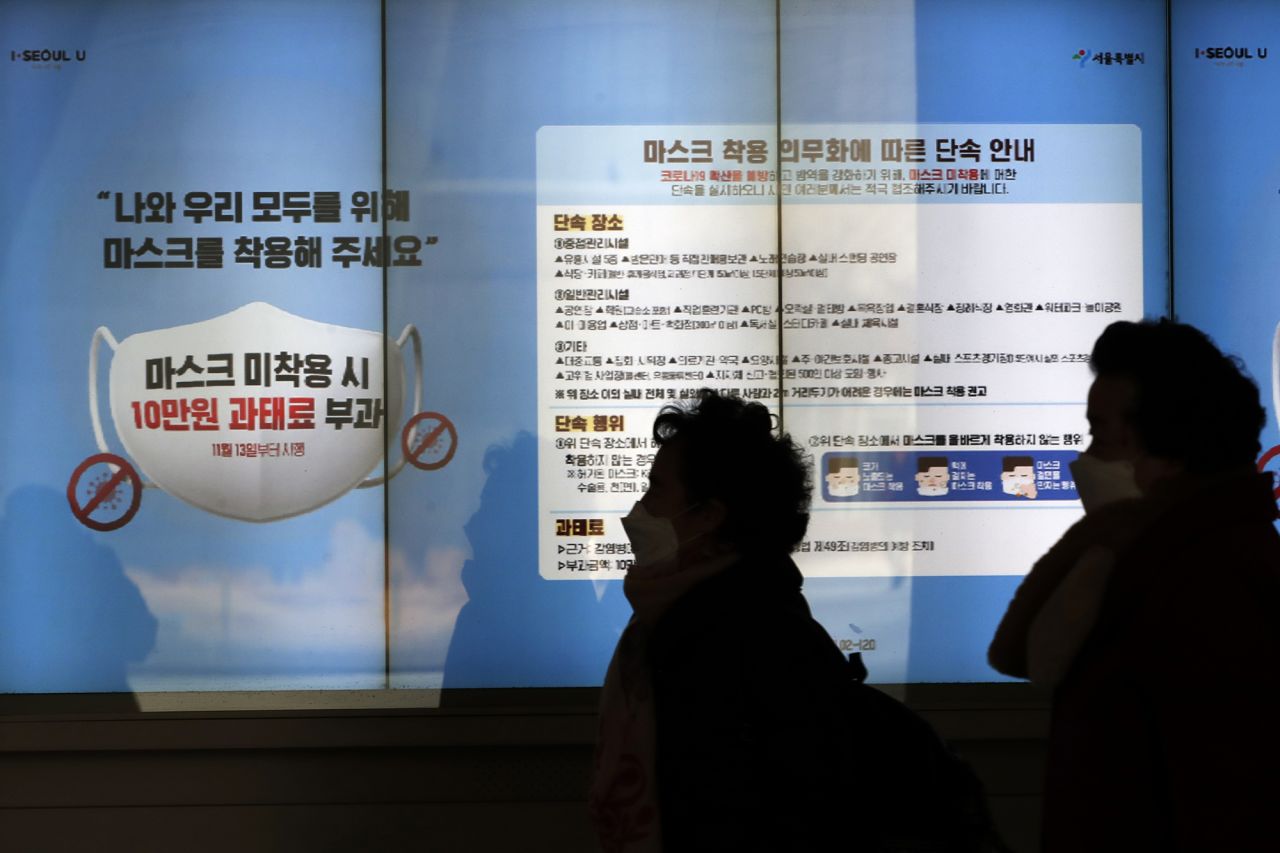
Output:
[0, 485, 156, 710]
[441, 432, 628, 695]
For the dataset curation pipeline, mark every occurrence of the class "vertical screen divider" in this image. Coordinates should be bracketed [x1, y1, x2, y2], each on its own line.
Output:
[1165, 0, 1176, 319]
[774, 0, 786, 432]
[380, 0, 392, 689]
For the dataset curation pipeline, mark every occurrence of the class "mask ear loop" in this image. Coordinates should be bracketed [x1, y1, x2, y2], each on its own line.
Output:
[358, 324, 422, 488]
[89, 326, 156, 488]
[1272, 321, 1280, 435]
[88, 327, 118, 455]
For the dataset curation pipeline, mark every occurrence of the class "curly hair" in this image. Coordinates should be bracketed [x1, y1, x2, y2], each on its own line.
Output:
[652, 389, 810, 555]
[1090, 319, 1264, 473]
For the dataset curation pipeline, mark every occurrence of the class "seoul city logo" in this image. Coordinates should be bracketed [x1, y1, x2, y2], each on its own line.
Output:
[1193, 46, 1268, 60]
[1072, 48, 1092, 67]
[10, 48, 87, 62]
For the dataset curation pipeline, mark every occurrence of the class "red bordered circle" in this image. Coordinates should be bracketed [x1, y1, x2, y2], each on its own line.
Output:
[66, 452, 143, 532]
[401, 412, 458, 471]
[1257, 444, 1280, 499]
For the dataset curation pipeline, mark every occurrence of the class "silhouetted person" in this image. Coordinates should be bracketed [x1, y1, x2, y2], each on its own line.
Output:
[0, 485, 156, 709]
[989, 320, 1280, 851]
[590, 390, 853, 852]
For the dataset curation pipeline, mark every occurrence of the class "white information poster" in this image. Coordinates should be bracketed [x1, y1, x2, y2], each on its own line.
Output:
[538, 124, 1140, 580]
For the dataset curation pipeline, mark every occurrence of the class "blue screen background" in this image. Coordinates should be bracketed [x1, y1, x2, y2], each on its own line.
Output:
[2, 0, 1179, 693]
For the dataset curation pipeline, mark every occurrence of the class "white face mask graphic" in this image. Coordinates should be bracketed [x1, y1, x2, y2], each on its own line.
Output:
[917, 484, 948, 497]
[620, 501, 681, 567]
[89, 302, 422, 522]
[1068, 454, 1141, 513]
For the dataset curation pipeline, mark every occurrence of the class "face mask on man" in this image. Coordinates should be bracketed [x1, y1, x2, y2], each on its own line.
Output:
[621, 500, 702, 567]
[1069, 454, 1141, 513]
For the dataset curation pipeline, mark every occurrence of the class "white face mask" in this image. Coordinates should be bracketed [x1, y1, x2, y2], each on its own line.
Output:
[1069, 454, 1141, 513]
[620, 501, 684, 567]
[89, 301, 422, 522]
[917, 484, 948, 497]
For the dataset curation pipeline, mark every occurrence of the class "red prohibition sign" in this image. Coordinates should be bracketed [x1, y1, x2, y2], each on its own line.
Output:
[67, 452, 142, 532]
[402, 411, 458, 471]
[1257, 444, 1280, 499]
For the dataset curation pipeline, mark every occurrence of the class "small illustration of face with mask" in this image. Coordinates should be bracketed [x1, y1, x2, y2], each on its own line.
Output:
[824, 456, 861, 498]
[914, 456, 950, 497]
[1000, 456, 1037, 499]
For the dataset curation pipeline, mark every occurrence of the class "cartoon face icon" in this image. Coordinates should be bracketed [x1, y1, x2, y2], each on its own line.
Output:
[914, 457, 950, 497]
[1000, 456, 1037, 499]
[825, 456, 861, 498]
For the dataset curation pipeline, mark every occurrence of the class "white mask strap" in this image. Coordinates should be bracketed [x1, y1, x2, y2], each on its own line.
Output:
[88, 326, 156, 491]
[88, 326, 118, 455]
[357, 323, 423, 488]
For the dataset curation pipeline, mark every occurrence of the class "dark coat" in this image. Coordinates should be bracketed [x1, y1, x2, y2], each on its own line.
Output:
[1043, 472, 1280, 852]
[647, 555, 854, 852]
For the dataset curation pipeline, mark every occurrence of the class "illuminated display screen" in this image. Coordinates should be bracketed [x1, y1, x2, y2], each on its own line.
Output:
[2, 0, 1203, 700]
